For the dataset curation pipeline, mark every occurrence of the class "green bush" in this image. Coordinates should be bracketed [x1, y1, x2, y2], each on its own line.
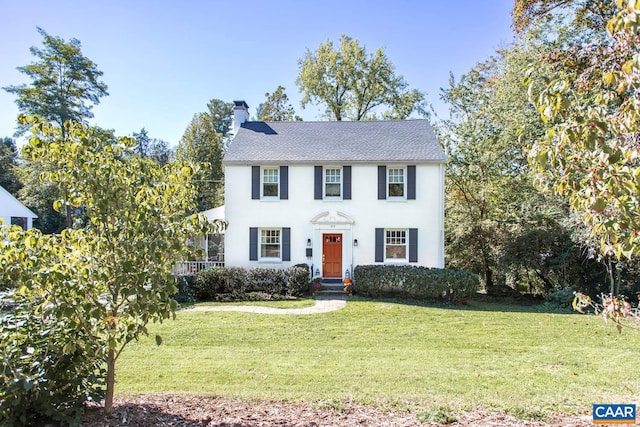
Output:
[191, 265, 311, 301]
[247, 268, 287, 294]
[193, 267, 247, 300]
[545, 287, 577, 308]
[286, 266, 311, 296]
[0, 291, 104, 426]
[173, 275, 196, 303]
[353, 265, 479, 302]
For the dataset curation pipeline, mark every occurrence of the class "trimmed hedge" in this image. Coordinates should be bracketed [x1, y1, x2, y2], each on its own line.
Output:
[353, 265, 479, 302]
[190, 265, 310, 301]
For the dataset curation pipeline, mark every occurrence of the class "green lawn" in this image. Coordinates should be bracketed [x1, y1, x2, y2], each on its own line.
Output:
[118, 297, 640, 419]
[185, 298, 316, 309]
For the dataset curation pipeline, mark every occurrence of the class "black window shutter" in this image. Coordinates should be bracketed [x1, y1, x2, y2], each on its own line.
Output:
[314, 166, 323, 200]
[280, 166, 288, 200]
[249, 227, 258, 260]
[375, 228, 384, 262]
[343, 166, 352, 200]
[282, 227, 291, 261]
[407, 165, 416, 200]
[378, 166, 386, 200]
[251, 166, 260, 200]
[409, 228, 418, 262]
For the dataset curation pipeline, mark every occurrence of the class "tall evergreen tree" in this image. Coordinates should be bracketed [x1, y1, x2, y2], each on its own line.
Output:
[0, 137, 21, 195]
[176, 99, 232, 211]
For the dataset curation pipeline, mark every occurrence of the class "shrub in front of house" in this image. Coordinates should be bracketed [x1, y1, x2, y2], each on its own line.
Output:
[286, 266, 311, 296]
[173, 275, 196, 303]
[193, 266, 247, 300]
[246, 268, 287, 294]
[353, 265, 479, 302]
[191, 265, 310, 301]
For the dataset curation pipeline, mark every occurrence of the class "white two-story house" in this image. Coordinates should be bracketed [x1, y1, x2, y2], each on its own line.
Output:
[222, 101, 445, 280]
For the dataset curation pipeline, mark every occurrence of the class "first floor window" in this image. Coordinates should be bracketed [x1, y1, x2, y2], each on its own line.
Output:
[388, 168, 405, 197]
[263, 168, 279, 197]
[385, 229, 407, 260]
[260, 229, 281, 258]
[11, 217, 28, 230]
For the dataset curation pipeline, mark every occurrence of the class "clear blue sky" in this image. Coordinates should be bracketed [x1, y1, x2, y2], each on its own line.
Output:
[0, 0, 515, 146]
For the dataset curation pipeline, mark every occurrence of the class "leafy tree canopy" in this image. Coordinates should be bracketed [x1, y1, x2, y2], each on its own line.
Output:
[176, 99, 232, 211]
[527, 1, 640, 261]
[3, 27, 108, 136]
[256, 86, 302, 121]
[296, 35, 427, 121]
[512, 0, 616, 34]
[4, 115, 216, 416]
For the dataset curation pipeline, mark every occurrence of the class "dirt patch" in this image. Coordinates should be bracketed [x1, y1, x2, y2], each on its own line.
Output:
[80, 395, 593, 426]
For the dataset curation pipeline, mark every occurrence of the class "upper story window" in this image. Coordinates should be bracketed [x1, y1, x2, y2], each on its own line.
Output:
[388, 168, 405, 198]
[385, 229, 407, 261]
[252, 166, 288, 200]
[315, 165, 351, 200]
[260, 228, 281, 259]
[378, 165, 415, 200]
[262, 167, 279, 197]
[325, 168, 341, 198]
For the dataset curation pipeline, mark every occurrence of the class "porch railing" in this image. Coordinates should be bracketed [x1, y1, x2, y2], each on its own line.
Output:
[173, 261, 225, 276]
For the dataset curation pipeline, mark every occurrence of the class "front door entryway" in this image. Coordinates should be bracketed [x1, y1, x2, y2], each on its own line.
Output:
[322, 234, 342, 278]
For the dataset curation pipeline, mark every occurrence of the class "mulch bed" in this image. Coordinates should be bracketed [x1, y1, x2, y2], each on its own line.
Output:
[79, 395, 593, 426]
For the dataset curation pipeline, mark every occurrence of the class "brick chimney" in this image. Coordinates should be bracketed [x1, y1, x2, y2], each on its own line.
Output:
[232, 100, 250, 136]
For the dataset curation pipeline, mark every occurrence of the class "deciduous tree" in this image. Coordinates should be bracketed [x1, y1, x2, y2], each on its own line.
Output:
[527, 1, 640, 263]
[3, 27, 108, 136]
[256, 86, 302, 121]
[512, 0, 615, 34]
[296, 35, 426, 121]
[2, 116, 215, 417]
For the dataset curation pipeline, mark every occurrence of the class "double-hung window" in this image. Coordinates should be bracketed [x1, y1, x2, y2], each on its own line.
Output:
[378, 165, 415, 200]
[375, 228, 418, 263]
[324, 168, 341, 198]
[262, 167, 279, 197]
[252, 166, 287, 200]
[260, 229, 281, 259]
[315, 165, 351, 200]
[388, 168, 405, 198]
[385, 229, 407, 260]
[250, 227, 291, 262]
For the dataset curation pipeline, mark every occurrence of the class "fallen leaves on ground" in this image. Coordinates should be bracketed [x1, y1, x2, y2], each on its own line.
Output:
[80, 395, 593, 426]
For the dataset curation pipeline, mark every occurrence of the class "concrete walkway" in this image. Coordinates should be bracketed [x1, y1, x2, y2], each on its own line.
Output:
[182, 294, 348, 315]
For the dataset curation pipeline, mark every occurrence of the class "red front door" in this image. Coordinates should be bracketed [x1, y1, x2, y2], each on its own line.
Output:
[322, 234, 343, 278]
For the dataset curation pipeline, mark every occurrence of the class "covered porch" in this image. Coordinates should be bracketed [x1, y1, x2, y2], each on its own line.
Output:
[173, 206, 225, 276]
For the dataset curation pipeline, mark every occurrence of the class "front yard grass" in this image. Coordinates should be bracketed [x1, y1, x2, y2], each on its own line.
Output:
[185, 298, 316, 309]
[117, 297, 640, 419]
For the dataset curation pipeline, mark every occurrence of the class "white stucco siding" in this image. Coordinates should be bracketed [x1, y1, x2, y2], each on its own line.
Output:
[223, 163, 445, 274]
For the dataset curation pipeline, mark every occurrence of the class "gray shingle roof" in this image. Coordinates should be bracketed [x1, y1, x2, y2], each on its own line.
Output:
[223, 120, 446, 164]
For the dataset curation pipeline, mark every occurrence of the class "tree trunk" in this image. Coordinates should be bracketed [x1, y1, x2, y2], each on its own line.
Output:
[105, 348, 116, 416]
[484, 268, 494, 292]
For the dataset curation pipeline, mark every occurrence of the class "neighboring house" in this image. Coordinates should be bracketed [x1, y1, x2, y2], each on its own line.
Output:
[0, 185, 37, 230]
[221, 101, 446, 280]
